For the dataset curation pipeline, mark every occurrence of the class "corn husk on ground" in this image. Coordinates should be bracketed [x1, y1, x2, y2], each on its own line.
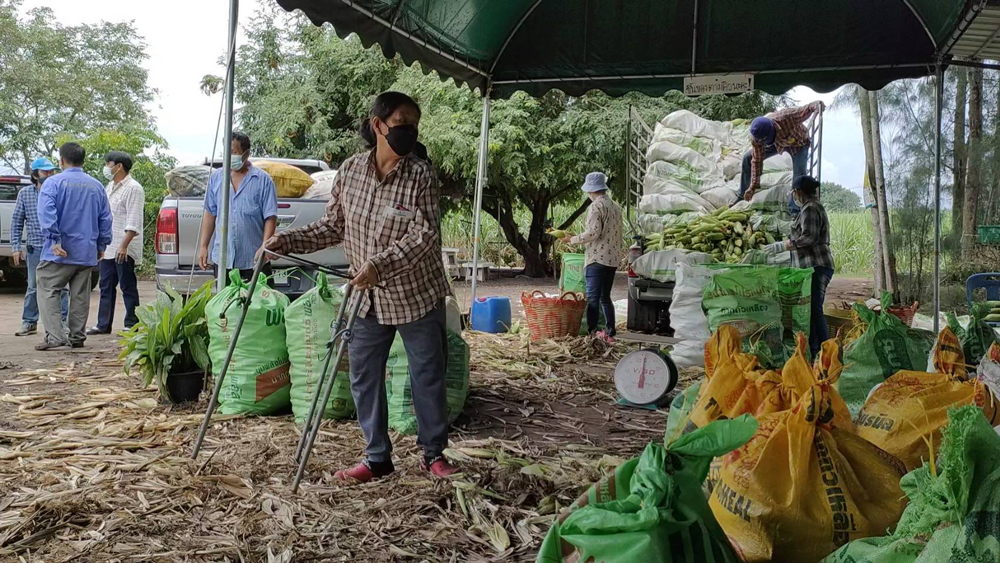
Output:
[0, 335, 700, 562]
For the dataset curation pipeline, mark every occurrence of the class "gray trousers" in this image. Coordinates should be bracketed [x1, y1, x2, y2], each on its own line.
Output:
[347, 302, 448, 463]
[36, 261, 93, 345]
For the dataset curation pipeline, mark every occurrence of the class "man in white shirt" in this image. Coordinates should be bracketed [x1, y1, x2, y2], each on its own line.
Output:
[89, 151, 144, 334]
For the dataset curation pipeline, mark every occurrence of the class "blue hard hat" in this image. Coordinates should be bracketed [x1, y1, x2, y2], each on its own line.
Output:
[30, 157, 57, 171]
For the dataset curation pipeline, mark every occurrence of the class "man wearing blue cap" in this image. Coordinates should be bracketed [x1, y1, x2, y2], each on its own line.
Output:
[10, 157, 68, 336]
[738, 101, 823, 215]
[560, 172, 623, 343]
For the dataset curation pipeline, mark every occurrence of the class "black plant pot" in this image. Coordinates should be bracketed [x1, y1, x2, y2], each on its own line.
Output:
[165, 369, 205, 404]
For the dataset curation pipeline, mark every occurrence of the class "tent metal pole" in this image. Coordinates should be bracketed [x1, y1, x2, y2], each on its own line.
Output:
[933, 62, 943, 334]
[217, 0, 238, 291]
[470, 94, 491, 306]
[690, 0, 698, 74]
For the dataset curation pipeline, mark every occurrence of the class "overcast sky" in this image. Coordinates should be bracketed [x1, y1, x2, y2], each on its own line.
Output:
[22, 0, 866, 195]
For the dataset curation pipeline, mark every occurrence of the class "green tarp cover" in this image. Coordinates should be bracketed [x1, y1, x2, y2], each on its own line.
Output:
[276, 0, 969, 99]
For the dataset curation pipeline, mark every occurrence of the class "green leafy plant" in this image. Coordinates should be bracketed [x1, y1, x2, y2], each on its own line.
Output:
[120, 281, 213, 401]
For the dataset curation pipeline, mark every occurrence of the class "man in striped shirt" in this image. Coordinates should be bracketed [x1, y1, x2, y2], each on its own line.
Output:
[738, 101, 823, 215]
[89, 152, 144, 335]
[10, 158, 68, 336]
[266, 92, 457, 482]
[197, 131, 278, 285]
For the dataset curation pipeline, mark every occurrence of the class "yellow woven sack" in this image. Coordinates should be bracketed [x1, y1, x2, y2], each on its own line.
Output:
[692, 328, 851, 431]
[688, 325, 771, 430]
[856, 326, 999, 471]
[255, 160, 314, 198]
[710, 382, 908, 563]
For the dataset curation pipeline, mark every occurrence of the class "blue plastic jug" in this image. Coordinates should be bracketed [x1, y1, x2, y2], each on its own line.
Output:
[470, 296, 512, 333]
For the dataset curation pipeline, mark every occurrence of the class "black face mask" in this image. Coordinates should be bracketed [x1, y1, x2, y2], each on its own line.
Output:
[384, 124, 418, 156]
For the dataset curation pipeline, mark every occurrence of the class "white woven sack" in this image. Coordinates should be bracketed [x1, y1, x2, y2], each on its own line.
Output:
[659, 110, 732, 143]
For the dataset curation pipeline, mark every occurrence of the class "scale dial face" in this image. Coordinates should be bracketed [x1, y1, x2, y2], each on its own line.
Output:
[614, 349, 676, 406]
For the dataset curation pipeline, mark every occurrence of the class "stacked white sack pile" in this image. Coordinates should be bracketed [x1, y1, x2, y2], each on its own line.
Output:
[637, 110, 795, 236]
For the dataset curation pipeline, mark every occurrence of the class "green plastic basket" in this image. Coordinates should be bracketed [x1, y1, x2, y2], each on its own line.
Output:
[978, 225, 1000, 244]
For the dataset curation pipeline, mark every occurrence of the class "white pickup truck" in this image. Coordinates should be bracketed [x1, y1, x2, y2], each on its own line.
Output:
[155, 157, 347, 297]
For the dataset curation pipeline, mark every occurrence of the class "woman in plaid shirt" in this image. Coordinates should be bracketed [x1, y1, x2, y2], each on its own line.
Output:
[764, 175, 834, 358]
[267, 92, 457, 482]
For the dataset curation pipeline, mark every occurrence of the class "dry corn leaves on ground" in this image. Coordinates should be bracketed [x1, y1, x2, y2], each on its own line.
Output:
[0, 333, 699, 562]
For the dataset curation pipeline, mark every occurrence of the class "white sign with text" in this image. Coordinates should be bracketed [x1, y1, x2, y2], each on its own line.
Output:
[683, 73, 755, 96]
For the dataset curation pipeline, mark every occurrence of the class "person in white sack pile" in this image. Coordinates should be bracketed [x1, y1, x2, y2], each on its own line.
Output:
[560, 172, 623, 343]
[737, 100, 823, 216]
[763, 175, 833, 358]
[265, 91, 458, 483]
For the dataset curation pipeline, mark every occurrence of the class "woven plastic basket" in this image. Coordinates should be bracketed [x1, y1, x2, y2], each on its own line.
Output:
[521, 291, 586, 341]
[887, 301, 918, 327]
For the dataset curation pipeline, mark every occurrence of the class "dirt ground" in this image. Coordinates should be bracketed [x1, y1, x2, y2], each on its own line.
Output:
[0, 275, 873, 373]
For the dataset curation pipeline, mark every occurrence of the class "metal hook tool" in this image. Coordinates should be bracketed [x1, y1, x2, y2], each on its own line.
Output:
[291, 285, 366, 492]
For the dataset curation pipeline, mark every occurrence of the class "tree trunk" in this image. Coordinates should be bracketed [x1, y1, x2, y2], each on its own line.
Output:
[991, 77, 1000, 226]
[953, 67, 967, 245]
[487, 192, 553, 278]
[963, 68, 984, 259]
[858, 89, 884, 294]
[869, 90, 898, 297]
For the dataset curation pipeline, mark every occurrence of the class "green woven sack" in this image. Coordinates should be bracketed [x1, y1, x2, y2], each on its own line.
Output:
[824, 405, 1000, 563]
[285, 273, 355, 423]
[837, 293, 935, 416]
[206, 271, 291, 415]
[778, 267, 813, 353]
[703, 266, 783, 367]
[386, 330, 470, 435]
[536, 416, 758, 563]
[947, 303, 997, 367]
[560, 253, 586, 294]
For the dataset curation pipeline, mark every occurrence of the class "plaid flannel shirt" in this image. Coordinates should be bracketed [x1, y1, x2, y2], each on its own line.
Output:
[749, 102, 820, 189]
[790, 198, 834, 270]
[10, 184, 43, 252]
[272, 149, 449, 325]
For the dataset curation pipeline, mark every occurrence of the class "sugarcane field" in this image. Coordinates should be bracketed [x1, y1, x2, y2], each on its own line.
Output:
[7, 1, 1000, 562]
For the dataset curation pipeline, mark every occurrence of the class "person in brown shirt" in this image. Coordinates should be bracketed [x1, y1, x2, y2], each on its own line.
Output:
[265, 92, 457, 482]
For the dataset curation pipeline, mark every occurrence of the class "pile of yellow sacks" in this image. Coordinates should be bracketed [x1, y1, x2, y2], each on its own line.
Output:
[670, 324, 1000, 563]
[855, 326, 998, 470]
[676, 326, 907, 563]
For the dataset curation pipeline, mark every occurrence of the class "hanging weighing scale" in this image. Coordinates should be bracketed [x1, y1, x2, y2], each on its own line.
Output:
[614, 348, 679, 407]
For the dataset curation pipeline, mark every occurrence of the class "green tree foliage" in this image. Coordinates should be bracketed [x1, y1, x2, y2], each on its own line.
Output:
[820, 182, 862, 212]
[219, 5, 779, 275]
[0, 0, 156, 173]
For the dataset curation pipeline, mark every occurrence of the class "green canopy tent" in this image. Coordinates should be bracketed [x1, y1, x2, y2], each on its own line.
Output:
[236, 0, 986, 329]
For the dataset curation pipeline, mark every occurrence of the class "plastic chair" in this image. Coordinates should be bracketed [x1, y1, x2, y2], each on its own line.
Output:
[966, 273, 1000, 307]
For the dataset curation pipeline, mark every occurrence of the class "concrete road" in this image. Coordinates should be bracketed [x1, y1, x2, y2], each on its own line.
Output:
[0, 280, 159, 371]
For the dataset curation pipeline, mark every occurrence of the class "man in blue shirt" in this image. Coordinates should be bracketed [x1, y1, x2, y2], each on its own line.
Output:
[10, 157, 68, 336]
[34, 142, 113, 351]
[197, 131, 278, 285]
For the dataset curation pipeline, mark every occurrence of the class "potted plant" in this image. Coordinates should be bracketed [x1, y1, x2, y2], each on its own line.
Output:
[120, 281, 213, 403]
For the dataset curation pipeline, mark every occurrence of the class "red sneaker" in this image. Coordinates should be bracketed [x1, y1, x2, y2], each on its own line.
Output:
[334, 459, 394, 483]
[422, 456, 459, 478]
